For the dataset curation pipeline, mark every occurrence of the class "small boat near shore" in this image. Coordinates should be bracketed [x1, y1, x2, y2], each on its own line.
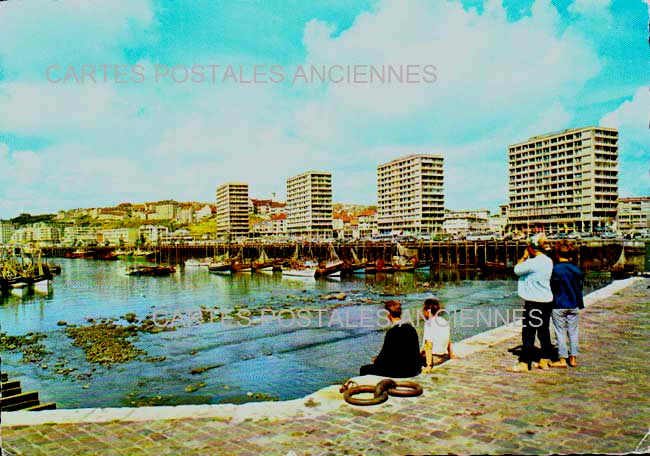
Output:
[185, 259, 201, 267]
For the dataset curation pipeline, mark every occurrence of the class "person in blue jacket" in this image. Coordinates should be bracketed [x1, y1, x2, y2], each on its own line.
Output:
[549, 240, 584, 368]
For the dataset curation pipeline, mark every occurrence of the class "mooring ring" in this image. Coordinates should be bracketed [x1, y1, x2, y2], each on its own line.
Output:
[343, 386, 389, 406]
[387, 381, 423, 397]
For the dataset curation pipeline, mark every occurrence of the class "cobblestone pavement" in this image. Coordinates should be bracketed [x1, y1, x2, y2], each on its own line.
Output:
[2, 279, 649, 455]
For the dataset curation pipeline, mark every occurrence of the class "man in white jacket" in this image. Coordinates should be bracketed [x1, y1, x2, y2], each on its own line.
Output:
[508, 233, 554, 372]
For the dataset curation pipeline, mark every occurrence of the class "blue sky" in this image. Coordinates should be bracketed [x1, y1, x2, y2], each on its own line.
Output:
[0, 0, 648, 218]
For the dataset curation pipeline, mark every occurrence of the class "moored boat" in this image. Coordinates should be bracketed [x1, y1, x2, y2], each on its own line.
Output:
[124, 265, 175, 276]
[70, 248, 93, 259]
[282, 245, 316, 278]
[315, 244, 343, 278]
[185, 259, 201, 267]
[133, 249, 155, 259]
[252, 248, 274, 272]
[366, 258, 394, 274]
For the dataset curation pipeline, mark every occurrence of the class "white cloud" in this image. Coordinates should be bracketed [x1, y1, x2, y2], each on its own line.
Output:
[0, 0, 618, 215]
[0, 0, 154, 79]
[600, 88, 650, 197]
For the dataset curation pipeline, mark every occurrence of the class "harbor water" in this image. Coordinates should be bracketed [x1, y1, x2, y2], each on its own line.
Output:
[0, 259, 609, 408]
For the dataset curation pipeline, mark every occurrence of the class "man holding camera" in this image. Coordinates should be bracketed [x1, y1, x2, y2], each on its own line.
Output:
[508, 233, 554, 372]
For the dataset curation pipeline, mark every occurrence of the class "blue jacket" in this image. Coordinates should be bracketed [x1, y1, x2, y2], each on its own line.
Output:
[551, 262, 584, 309]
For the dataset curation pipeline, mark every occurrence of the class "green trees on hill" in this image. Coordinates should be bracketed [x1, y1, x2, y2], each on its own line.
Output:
[10, 213, 56, 226]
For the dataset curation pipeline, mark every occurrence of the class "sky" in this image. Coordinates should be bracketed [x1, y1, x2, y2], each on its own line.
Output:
[0, 0, 648, 218]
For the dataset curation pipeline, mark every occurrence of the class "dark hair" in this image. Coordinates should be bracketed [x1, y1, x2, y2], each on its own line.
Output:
[554, 240, 576, 261]
[423, 298, 440, 314]
[384, 300, 402, 318]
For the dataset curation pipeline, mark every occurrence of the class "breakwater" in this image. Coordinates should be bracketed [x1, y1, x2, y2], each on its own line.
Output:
[42, 240, 647, 273]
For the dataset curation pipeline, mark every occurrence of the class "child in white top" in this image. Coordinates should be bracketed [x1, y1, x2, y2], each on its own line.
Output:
[421, 298, 454, 373]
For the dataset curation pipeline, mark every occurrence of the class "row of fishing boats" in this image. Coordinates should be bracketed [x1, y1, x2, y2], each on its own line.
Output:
[185, 244, 428, 279]
[66, 248, 155, 261]
[1, 247, 61, 297]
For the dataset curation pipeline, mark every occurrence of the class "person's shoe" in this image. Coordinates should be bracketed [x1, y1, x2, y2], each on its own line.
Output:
[549, 358, 568, 368]
[536, 359, 550, 370]
[507, 362, 530, 373]
[568, 356, 577, 367]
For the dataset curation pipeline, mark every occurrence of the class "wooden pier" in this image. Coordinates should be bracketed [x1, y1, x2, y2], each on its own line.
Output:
[41, 240, 648, 273]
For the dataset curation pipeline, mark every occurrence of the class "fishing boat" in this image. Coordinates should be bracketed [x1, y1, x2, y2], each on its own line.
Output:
[133, 249, 155, 260]
[70, 248, 92, 259]
[315, 244, 343, 278]
[208, 251, 231, 275]
[45, 263, 62, 274]
[365, 258, 394, 274]
[252, 248, 274, 272]
[115, 249, 134, 260]
[344, 248, 367, 274]
[98, 251, 119, 261]
[229, 248, 252, 273]
[392, 243, 419, 272]
[185, 258, 201, 267]
[124, 265, 175, 276]
[282, 245, 316, 278]
[199, 258, 213, 267]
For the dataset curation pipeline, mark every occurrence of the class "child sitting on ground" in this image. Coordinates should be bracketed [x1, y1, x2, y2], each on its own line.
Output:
[421, 298, 455, 373]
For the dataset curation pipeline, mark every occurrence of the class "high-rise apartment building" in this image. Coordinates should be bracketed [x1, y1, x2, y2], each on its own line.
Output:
[216, 182, 250, 240]
[286, 171, 333, 239]
[508, 127, 619, 233]
[377, 154, 444, 235]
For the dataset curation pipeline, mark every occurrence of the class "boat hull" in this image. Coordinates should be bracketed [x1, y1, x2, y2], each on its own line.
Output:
[282, 269, 316, 278]
[33, 279, 52, 294]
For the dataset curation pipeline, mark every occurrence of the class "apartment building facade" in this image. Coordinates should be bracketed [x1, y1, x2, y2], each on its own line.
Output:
[286, 171, 333, 239]
[377, 154, 444, 235]
[508, 126, 619, 233]
[617, 197, 650, 233]
[216, 182, 250, 240]
[63, 227, 99, 246]
[0, 220, 15, 244]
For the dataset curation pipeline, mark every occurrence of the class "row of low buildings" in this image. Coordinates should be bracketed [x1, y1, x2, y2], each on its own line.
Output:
[0, 223, 193, 247]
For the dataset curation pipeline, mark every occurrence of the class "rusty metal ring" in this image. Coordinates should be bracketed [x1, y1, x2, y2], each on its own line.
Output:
[387, 381, 423, 397]
[343, 386, 389, 406]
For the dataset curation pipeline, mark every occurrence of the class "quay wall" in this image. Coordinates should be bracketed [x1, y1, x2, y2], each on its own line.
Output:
[41, 241, 647, 273]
